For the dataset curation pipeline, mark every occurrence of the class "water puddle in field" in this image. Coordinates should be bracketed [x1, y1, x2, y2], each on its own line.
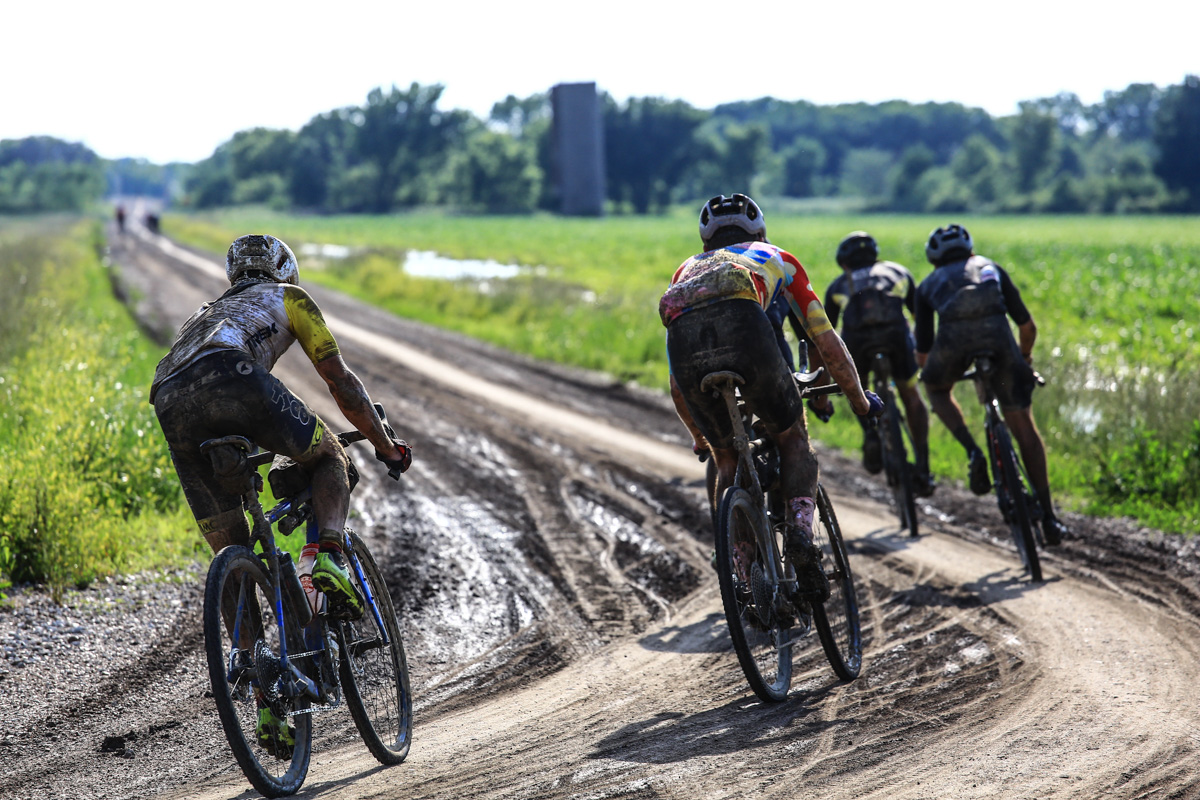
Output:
[401, 250, 526, 280]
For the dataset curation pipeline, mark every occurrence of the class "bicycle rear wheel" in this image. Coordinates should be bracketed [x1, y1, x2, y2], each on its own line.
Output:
[811, 485, 863, 680]
[339, 530, 413, 765]
[989, 424, 1043, 581]
[883, 404, 919, 538]
[203, 546, 313, 797]
[714, 486, 792, 702]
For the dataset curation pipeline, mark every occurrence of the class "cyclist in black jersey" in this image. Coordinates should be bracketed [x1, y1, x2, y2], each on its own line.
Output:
[914, 224, 1068, 544]
[824, 232, 934, 496]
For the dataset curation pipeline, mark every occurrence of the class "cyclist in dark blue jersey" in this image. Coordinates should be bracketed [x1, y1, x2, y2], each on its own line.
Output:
[914, 224, 1068, 544]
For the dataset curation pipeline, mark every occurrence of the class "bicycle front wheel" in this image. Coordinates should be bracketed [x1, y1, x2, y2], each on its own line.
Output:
[339, 530, 413, 765]
[990, 425, 1043, 582]
[714, 487, 792, 702]
[811, 485, 863, 680]
[203, 546, 313, 797]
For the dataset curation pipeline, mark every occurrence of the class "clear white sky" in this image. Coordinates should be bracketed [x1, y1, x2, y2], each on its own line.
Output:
[4, 0, 1195, 164]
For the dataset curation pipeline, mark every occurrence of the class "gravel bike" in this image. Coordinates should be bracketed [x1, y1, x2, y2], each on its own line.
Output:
[963, 353, 1046, 582]
[706, 370, 862, 703]
[867, 352, 920, 537]
[200, 404, 412, 797]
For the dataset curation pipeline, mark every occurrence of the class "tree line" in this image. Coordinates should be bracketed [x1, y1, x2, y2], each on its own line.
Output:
[5, 75, 1199, 215]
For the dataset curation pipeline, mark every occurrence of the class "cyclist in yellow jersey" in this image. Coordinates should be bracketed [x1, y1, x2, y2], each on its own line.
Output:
[150, 235, 411, 754]
[662, 195, 883, 585]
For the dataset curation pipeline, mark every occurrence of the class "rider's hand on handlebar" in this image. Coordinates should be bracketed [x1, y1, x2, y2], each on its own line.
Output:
[862, 390, 885, 418]
[807, 396, 835, 423]
[376, 439, 412, 478]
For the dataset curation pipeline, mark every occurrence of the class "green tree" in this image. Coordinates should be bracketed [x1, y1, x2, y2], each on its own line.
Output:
[780, 136, 826, 197]
[440, 128, 542, 213]
[1153, 74, 1200, 210]
[838, 148, 893, 199]
[888, 144, 935, 211]
[604, 97, 707, 213]
[1007, 103, 1059, 193]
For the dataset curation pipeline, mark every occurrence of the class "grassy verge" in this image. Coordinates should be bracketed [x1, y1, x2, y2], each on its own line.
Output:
[164, 208, 1200, 534]
[0, 217, 203, 600]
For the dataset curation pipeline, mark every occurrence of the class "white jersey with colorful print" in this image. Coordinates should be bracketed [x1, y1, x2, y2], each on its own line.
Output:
[659, 240, 832, 339]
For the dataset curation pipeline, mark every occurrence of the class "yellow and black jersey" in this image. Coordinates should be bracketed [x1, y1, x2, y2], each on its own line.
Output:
[150, 281, 339, 401]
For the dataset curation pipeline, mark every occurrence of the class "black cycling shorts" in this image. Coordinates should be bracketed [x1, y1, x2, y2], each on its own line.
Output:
[842, 323, 920, 388]
[153, 350, 327, 532]
[920, 316, 1036, 411]
[667, 299, 804, 450]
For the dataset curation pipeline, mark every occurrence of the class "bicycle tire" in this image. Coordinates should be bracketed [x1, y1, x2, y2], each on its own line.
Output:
[989, 424, 1043, 582]
[883, 402, 919, 538]
[811, 485, 863, 680]
[203, 545, 313, 797]
[714, 486, 792, 702]
[339, 530, 413, 764]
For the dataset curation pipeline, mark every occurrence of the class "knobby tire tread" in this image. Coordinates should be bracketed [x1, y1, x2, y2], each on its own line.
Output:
[991, 426, 1043, 582]
[714, 487, 792, 702]
[203, 545, 312, 797]
[339, 530, 413, 765]
[811, 485, 863, 680]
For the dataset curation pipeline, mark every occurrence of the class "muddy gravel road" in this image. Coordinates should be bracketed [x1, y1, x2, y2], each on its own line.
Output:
[2, 225, 1200, 800]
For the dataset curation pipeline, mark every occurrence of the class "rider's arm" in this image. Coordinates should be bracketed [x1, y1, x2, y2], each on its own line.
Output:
[315, 355, 405, 461]
[811, 329, 871, 415]
[1017, 319, 1037, 362]
[283, 287, 404, 461]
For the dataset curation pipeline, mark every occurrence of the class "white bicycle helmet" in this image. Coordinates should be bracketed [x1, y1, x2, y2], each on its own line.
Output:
[225, 234, 299, 285]
[698, 193, 766, 243]
[925, 224, 974, 265]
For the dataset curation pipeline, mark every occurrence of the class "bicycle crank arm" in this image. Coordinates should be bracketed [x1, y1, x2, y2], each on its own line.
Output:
[286, 661, 323, 702]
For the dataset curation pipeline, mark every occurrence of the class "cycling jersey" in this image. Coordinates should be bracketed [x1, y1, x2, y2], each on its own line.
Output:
[824, 260, 915, 331]
[914, 255, 1030, 353]
[659, 241, 832, 340]
[151, 281, 339, 403]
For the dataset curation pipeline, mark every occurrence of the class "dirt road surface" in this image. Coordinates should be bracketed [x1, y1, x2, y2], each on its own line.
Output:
[2, 225, 1199, 800]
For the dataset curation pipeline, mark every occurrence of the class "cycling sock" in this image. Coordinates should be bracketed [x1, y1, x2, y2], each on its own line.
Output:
[950, 424, 979, 455]
[789, 497, 816, 536]
[317, 528, 343, 555]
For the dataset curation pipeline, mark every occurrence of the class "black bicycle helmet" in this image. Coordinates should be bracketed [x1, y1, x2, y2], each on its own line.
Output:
[698, 193, 766, 243]
[925, 224, 974, 265]
[835, 231, 878, 269]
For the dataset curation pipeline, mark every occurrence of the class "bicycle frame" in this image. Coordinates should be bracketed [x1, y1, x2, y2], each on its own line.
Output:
[220, 439, 393, 711]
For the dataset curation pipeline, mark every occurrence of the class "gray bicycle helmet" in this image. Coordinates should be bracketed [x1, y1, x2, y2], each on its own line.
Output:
[835, 231, 878, 268]
[925, 224, 973, 265]
[698, 193, 766, 243]
[226, 234, 299, 285]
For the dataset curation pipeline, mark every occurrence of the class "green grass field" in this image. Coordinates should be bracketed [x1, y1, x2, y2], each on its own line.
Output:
[0, 217, 201, 597]
[165, 208, 1200, 534]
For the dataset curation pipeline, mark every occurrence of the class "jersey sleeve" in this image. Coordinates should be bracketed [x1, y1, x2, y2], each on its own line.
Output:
[283, 286, 341, 363]
[997, 265, 1032, 325]
[779, 250, 833, 338]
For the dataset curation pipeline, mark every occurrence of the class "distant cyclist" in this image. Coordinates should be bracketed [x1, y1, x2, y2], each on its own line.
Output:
[661, 194, 883, 586]
[914, 223, 1068, 544]
[150, 234, 412, 753]
[824, 231, 934, 496]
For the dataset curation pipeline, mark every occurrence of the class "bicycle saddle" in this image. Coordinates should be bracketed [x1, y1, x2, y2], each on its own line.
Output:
[200, 436, 257, 495]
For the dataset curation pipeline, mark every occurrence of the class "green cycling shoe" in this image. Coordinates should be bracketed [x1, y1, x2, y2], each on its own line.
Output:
[311, 550, 365, 620]
[256, 707, 295, 759]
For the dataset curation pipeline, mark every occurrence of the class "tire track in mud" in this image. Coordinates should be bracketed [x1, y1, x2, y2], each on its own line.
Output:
[61, 228, 1200, 800]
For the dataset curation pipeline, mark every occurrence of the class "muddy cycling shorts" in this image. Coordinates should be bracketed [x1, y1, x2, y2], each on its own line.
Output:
[920, 315, 1036, 412]
[842, 322, 920, 389]
[153, 350, 326, 535]
[667, 298, 804, 450]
